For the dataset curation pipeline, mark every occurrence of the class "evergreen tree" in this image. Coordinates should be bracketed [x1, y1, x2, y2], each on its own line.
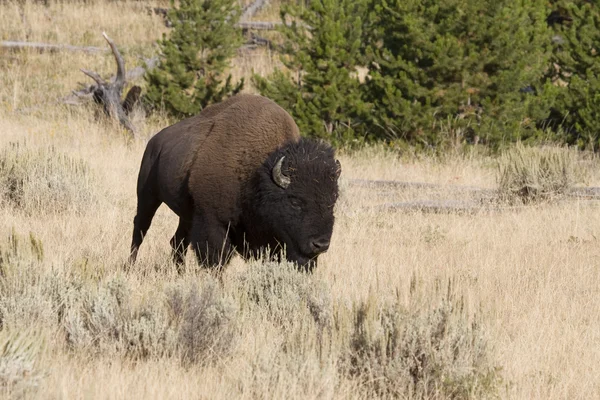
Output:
[363, 0, 557, 148]
[145, 0, 244, 118]
[547, 1, 600, 150]
[253, 0, 371, 145]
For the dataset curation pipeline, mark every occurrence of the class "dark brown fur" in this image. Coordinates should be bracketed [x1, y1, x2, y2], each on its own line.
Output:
[129, 94, 340, 271]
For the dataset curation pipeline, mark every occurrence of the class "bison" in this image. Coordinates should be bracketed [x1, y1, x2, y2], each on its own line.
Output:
[129, 94, 341, 271]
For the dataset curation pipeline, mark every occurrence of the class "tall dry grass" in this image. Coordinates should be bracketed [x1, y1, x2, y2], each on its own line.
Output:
[1, 1, 600, 399]
[497, 144, 586, 204]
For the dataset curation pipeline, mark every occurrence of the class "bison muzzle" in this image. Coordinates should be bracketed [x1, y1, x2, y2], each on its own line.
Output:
[129, 94, 341, 272]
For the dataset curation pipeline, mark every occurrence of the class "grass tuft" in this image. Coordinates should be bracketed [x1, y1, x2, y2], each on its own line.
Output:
[0, 330, 44, 398]
[167, 280, 237, 366]
[0, 142, 95, 214]
[344, 293, 500, 399]
[497, 144, 582, 204]
[234, 260, 332, 329]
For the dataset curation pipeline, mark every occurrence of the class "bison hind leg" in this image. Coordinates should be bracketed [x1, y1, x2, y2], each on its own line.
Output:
[171, 216, 192, 272]
[129, 196, 162, 265]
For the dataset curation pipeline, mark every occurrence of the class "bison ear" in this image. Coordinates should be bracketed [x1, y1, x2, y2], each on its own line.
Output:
[273, 156, 291, 189]
[335, 160, 342, 179]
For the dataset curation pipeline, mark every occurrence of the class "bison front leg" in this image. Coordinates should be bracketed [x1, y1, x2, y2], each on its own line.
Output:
[170, 216, 192, 271]
[190, 214, 234, 269]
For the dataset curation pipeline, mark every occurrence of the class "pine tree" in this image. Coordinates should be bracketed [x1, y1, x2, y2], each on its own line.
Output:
[547, 1, 600, 150]
[363, 0, 557, 149]
[253, 0, 371, 145]
[145, 0, 244, 118]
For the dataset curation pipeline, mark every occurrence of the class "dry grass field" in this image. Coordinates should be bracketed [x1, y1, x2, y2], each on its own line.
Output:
[1, 1, 600, 399]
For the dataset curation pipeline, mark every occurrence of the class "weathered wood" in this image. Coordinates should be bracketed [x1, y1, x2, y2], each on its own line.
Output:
[376, 198, 600, 215]
[3, 37, 274, 59]
[378, 200, 485, 215]
[237, 20, 282, 30]
[77, 32, 139, 136]
[0, 40, 108, 54]
[122, 86, 142, 115]
[149, 5, 283, 30]
[349, 178, 600, 201]
[61, 57, 156, 108]
[241, 0, 270, 21]
[348, 178, 497, 196]
[567, 187, 600, 199]
[125, 57, 159, 81]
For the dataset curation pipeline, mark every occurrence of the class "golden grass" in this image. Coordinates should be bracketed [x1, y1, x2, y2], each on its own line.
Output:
[1, 1, 600, 399]
[497, 144, 587, 204]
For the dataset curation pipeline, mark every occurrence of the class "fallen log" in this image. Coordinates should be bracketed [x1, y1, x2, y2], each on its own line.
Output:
[348, 178, 600, 201]
[348, 178, 496, 196]
[237, 21, 282, 30]
[149, 5, 282, 31]
[0, 40, 108, 54]
[567, 187, 600, 199]
[378, 200, 486, 215]
[374, 198, 600, 215]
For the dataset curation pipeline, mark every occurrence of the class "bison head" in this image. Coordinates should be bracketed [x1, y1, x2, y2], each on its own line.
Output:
[243, 138, 341, 271]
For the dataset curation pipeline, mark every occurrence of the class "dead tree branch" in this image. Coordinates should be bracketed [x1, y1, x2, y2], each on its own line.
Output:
[62, 55, 157, 108]
[240, 0, 270, 21]
[74, 32, 141, 136]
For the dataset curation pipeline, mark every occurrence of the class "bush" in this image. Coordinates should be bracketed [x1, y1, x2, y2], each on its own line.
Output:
[167, 280, 237, 366]
[234, 260, 332, 329]
[145, 0, 244, 118]
[0, 142, 94, 214]
[0, 227, 237, 365]
[546, 1, 600, 150]
[64, 277, 236, 364]
[0, 330, 44, 398]
[0, 229, 59, 330]
[344, 296, 500, 398]
[230, 260, 337, 396]
[362, 0, 557, 149]
[497, 144, 582, 204]
[253, 0, 372, 146]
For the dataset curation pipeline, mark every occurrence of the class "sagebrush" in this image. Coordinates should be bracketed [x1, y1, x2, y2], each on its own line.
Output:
[497, 144, 583, 203]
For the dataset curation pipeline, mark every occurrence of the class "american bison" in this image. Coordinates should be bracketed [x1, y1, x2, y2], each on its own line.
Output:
[129, 94, 341, 271]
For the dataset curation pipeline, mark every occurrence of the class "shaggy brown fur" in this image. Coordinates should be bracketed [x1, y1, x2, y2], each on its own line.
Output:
[129, 94, 340, 271]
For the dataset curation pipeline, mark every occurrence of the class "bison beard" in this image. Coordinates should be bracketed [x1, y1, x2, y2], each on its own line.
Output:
[128, 94, 341, 273]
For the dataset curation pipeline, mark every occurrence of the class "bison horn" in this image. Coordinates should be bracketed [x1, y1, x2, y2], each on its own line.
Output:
[273, 156, 291, 189]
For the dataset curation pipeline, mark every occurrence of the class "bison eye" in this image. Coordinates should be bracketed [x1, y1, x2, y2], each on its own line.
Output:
[290, 198, 303, 210]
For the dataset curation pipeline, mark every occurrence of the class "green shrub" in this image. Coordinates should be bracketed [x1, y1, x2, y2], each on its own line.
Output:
[362, 0, 557, 149]
[546, 1, 600, 150]
[253, 0, 372, 146]
[145, 0, 244, 118]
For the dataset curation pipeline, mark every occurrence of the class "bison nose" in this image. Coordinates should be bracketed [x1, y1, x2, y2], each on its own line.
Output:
[310, 238, 330, 254]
